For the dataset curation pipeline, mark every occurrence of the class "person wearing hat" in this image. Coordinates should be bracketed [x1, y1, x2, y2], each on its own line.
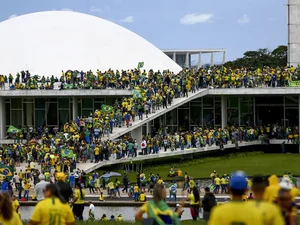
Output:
[248, 176, 285, 225]
[208, 171, 263, 225]
[56, 172, 73, 202]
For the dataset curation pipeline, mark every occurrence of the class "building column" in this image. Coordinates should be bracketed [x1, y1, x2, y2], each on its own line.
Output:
[298, 95, 300, 153]
[146, 122, 152, 135]
[0, 97, 6, 140]
[185, 52, 190, 68]
[210, 53, 214, 66]
[221, 96, 227, 129]
[222, 51, 226, 64]
[198, 52, 202, 69]
[26, 103, 33, 125]
[131, 126, 142, 150]
[172, 52, 176, 61]
[72, 97, 78, 121]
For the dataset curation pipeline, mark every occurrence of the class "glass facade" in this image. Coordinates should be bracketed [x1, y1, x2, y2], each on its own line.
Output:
[4, 96, 300, 131]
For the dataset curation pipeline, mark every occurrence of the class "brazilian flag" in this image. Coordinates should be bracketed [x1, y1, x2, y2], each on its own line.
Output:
[137, 62, 144, 69]
[0, 164, 14, 180]
[101, 104, 113, 113]
[7, 125, 21, 133]
[133, 90, 142, 99]
[64, 83, 74, 89]
[61, 149, 74, 158]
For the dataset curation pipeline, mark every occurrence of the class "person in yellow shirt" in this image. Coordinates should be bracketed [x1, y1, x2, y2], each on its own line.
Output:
[248, 176, 285, 225]
[208, 171, 263, 225]
[0, 192, 22, 225]
[187, 186, 201, 221]
[23, 180, 31, 201]
[99, 192, 105, 201]
[214, 175, 221, 194]
[28, 183, 75, 225]
[263, 175, 280, 203]
[72, 183, 86, 221]
[133, 184, 139, 201]
[220, 176, 226, 194]
[139, 191, 146, 202]
[11, 195, 20, 218]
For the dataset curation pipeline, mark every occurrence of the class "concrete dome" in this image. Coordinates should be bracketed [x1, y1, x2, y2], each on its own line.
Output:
[0, 11, 181, 76]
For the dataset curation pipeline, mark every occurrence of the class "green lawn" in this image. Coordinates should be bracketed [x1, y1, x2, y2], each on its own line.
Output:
[122, 153, 300, 181]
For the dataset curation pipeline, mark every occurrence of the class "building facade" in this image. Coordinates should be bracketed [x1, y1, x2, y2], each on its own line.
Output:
[1, 89, 300, 140]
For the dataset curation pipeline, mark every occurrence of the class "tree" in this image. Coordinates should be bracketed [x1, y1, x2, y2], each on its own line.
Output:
[224, 45, 287, 69]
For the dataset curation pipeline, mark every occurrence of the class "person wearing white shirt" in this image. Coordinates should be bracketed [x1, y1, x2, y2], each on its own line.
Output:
[34, 174, 49, 201]
[12, 173, 20, 191]
[88, 201, 95, 221]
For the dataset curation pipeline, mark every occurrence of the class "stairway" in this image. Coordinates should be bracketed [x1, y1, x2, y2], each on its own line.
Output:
[102, 88, 209, 141]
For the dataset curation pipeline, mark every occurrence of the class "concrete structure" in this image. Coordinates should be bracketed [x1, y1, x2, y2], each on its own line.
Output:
[163, 49, 226, 68]
[0, 11, 182, 76]
[76, 139, 288, 173]
[288, 0, 300, 67]
[2, 87, 300, 141]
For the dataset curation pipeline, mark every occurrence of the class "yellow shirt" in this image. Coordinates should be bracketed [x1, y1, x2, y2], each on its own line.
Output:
[247, 200, 285, 225]
[74, 189, 86, 204]
[140, 193, 146, 201]
[30, 197, 75, 225]
[12, 200, 20, 212]
[208, 201, 263, 225]
[94, 147, 100, 155]
[24, 183, 31, 191]
[214, 177, 221, 185]
[134, 185, 139, 193]
[188, 193, 199, 205]
[99, 194, 104, 201]
[0, 212, 22, 225]
[290, 187, 300, 201]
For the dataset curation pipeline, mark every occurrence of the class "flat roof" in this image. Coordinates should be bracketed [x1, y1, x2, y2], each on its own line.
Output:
[1, 87, 300, 97]
[162, 49, 226, 54]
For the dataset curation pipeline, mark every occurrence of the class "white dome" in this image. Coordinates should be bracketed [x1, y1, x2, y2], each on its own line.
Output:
[0, 11, 181, 76]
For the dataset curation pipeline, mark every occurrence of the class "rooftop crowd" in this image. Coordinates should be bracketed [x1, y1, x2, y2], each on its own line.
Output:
[0, 66, 299, 91]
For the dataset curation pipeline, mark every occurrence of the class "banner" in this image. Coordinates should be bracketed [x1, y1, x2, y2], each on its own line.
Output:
[61, 149, 74, 158]
[137, 62, 144, 69]
[0, 164, 14, 180]
[133, 89, 142, 99]
[290, 81, 300, 87]
[101, 104, 113, 113]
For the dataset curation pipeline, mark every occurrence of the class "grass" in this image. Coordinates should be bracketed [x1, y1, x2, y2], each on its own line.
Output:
[117, 153, 300, 181]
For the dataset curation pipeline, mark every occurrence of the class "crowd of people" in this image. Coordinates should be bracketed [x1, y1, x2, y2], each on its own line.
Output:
[0, 158, 298, 224]
[2, 124, 299, 174]
[0, 66, 299, 91]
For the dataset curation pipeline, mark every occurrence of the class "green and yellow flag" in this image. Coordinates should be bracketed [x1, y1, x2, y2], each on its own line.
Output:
[137, 62, 144, 69]
[133, 90, 142, 99]
[101, 104, 113, 113]
[0, 164, 14, 180]
[61, 149, 74, 158]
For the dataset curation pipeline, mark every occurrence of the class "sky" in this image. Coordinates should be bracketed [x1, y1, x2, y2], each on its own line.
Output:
[0, 0, 288, 63]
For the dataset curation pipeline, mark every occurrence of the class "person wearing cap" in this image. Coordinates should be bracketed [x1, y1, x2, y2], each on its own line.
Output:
[248, 176, 285, 225]
[34, 174, 49, 201]
[208, 171, 263, 225]
[56, 172, 73, 203]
